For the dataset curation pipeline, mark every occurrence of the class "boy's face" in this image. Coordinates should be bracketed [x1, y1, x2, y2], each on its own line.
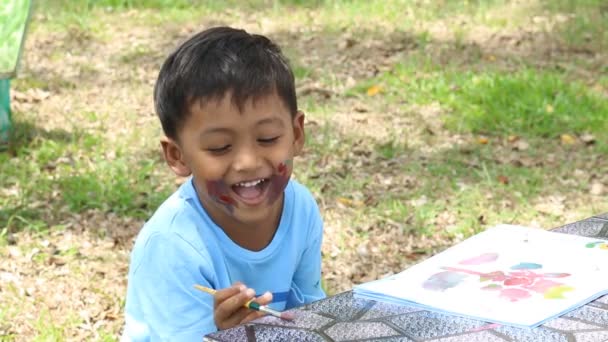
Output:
[161, 90, 304, 230]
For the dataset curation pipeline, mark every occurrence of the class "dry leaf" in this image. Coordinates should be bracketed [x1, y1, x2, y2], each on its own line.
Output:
[497, 175, 509, 184]
[477, 137, 489, 145]
[560, 134, 577, 145]
[513, 140, 529, 151]
[580, 133, 596, 145]
[336, 197, 363, 207]
[590, 182, 604, 195]
[366, 85, 382, 96]
[507, 135, 519, 143]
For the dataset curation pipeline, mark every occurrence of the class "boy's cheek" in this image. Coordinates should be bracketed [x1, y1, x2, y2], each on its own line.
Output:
[267, 160, 292, 205]
[204, 180, 238, 212]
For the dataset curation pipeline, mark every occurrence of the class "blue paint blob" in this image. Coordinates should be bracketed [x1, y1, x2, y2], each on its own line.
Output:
[423, 271, 467, 291]
[510, 262, 542, 270]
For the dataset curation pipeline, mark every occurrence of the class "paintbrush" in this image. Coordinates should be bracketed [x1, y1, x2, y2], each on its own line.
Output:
[194, 284, 295, 321]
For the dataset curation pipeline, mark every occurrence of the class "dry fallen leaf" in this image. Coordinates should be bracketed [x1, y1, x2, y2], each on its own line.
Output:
[590, 182, 604, 195]
[366, 85, 382, 96]
[336, 197, 364, 208]
[497, 175, 510, 184]
[560, 134, 577, 145]
[580, 133, 596, 145]
[477, 137, 489, 145]
[513, 140, 529, 151]
[507, 135, 519, 143]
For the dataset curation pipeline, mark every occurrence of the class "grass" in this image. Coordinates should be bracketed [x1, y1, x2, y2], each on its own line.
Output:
[0, 0, 607, 339]
[353, 63, 608, 138]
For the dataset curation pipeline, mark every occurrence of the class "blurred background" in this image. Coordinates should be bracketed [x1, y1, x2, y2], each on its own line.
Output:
[0, 0, 606, 340]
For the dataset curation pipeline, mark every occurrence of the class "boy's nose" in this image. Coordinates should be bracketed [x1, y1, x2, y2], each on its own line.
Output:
[232, 146, 260, 173]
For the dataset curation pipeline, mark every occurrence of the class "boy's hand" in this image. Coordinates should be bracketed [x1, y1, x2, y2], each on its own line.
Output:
[213, 282, 273, 330]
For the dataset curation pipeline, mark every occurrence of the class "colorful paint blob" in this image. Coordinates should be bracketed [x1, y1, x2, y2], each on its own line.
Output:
[459, 253, 499, 265]
[424, 258, 574, 302]
[500, 288, 531, 302]
[511, 262, 542, 270]
[422, 271, 467, 291]
[544, 285, 575, 299]
[585, 241, 608, 249]
[481, 284, 502, 291]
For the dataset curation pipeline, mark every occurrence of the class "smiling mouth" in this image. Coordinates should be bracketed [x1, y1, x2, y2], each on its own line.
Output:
[231, 178, 270, 203]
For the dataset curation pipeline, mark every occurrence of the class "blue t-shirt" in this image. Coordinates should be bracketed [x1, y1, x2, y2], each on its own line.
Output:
[122, 178, 325, 341]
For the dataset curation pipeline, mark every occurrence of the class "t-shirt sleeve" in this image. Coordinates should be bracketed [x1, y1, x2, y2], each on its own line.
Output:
[288, 199, 326, 308]
[123, 232, 217, 341]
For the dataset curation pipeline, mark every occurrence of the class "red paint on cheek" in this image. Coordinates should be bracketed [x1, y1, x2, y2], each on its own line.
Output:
[278, 163, 287, 176]
[205, 180, 237, 212]
[219, 194, 237, 206]
[267, 161, 292, 205]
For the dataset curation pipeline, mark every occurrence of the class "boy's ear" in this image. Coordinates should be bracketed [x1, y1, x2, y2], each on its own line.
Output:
[160, 136, 191, 177]
[292, 110, 305, 156]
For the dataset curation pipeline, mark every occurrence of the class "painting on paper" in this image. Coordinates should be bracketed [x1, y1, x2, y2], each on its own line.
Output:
[354, 225, 608, 327]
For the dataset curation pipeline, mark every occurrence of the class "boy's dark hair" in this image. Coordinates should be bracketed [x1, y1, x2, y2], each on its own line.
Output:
[154, 26, 298, 141]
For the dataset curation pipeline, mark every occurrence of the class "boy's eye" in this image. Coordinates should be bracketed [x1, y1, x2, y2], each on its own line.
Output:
[258, 136, 280, 144]
[207, 145, 231, 154]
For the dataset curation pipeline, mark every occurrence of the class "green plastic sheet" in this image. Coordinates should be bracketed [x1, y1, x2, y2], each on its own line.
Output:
[1, 0, 33, 144]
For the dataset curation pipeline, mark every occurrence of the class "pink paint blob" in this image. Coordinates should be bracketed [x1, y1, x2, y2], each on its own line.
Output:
[500, 288, 531, 302]
[459, 253, 499, 265]
[504, 277, 534, 287]
[523, 278, 562, 294]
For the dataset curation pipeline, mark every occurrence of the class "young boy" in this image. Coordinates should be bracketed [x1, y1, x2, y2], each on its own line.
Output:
[122, 27, 326, 341]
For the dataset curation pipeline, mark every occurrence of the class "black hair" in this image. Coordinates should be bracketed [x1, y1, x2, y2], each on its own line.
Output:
[154, 26, 298, 141]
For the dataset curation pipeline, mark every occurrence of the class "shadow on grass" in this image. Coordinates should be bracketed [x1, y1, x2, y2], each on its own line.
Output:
[2, 119, 74, 156]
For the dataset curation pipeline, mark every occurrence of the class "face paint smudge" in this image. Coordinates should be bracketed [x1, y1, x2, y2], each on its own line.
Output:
[267, 160, 292, 205]
[205, 180, 237, 213]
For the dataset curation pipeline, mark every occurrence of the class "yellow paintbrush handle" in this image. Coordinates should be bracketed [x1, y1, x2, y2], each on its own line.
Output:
[194, 284, 255, 308]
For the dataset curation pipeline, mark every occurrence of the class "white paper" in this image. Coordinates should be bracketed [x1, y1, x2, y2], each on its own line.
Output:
[354, 225, 608, 327]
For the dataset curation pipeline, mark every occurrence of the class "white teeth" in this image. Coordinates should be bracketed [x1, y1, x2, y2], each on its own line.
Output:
[236, 179, 265, 187]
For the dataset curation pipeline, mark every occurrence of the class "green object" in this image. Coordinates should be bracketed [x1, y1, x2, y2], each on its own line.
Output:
[0, 0, 33, 145]
[0, 79, 10, 144]
[1, 0, 32, 78]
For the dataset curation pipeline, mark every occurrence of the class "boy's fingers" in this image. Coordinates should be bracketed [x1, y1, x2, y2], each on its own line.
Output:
[214, 284, 246, 308]
[240, 292, 273, 323]
[215, 288, 255, 324]
[253, 291, 273, 306]
[217, 307, 251, 329]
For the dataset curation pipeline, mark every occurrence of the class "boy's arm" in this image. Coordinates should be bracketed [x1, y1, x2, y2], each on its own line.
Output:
[123, 233, 216, 341]
[288, 204, 326, 308]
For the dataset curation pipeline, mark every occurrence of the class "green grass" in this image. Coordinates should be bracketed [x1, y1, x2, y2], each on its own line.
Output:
[353, 63, 608, 138]
[0, 120, 172, 234]
[1, 0, 608, 338]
